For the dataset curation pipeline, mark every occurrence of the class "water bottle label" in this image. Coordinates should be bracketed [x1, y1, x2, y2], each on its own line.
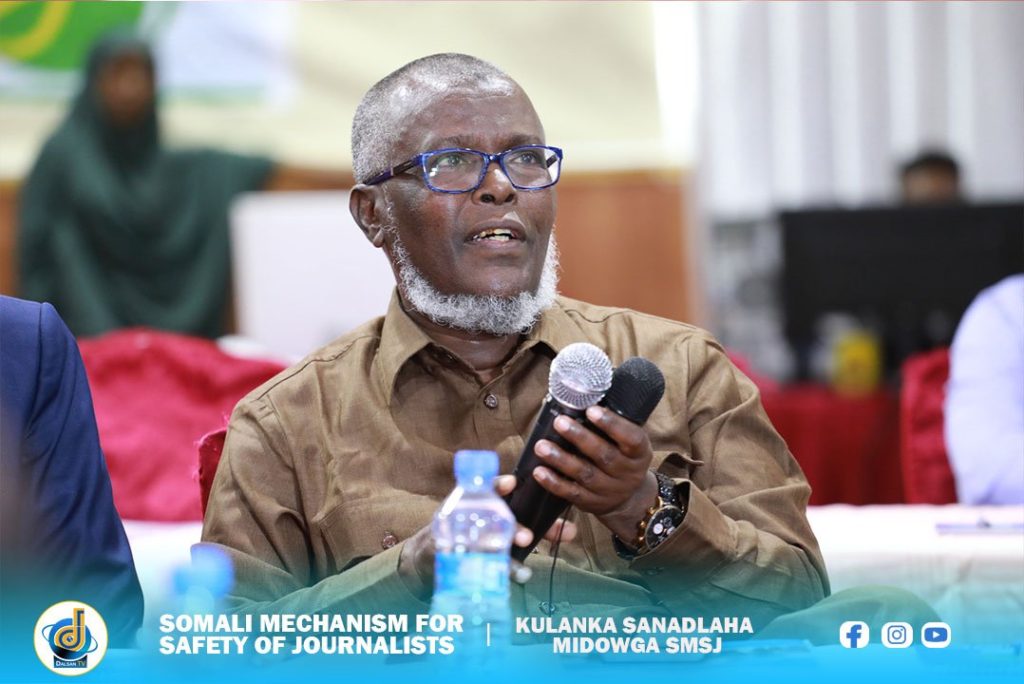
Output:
[434, 552, 510, 597]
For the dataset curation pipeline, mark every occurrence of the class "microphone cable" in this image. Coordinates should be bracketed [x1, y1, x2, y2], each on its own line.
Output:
[540, 514, 567, 616]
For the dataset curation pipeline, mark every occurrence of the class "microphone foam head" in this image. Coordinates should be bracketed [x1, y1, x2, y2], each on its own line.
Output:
[549, 342, 613, 410]
[605, 357, 666, 424]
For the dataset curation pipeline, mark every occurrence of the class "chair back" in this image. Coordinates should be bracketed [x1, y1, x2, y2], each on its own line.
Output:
[198, 429, 228, 517]
[899, 348, 957, 504]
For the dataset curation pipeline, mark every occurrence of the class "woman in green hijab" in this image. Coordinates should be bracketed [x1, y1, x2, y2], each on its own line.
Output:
[18, 34, 338, 338]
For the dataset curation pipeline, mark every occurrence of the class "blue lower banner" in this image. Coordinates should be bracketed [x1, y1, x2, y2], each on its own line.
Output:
[6, 605, 1022, 684]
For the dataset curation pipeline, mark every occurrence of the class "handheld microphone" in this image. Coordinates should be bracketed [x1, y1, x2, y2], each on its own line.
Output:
[507, 343, 612, 560]
[603, 356, 666, 427]
[508, 350, 666, 561]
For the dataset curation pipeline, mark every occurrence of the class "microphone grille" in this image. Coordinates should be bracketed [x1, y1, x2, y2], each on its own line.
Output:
[604, 357, 666, 424]
[548, 342, 613, 410]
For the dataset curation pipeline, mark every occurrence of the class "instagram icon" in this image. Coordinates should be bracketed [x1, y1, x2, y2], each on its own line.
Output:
[882, 622, 913, 648]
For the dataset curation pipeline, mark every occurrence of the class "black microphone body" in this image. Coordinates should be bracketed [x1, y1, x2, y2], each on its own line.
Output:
[505, 343, 612, 561]
[506, 396, 588, 559]
[508, 356, 666, 561]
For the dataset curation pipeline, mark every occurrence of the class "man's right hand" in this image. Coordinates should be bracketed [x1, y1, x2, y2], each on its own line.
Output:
[397, 474, 578, 599]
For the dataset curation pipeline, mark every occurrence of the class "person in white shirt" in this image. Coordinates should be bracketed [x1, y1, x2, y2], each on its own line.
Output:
[945, 274, 1024, 504]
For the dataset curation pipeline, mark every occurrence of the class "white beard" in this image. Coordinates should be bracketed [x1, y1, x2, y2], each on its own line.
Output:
[390, 230, 560, 336]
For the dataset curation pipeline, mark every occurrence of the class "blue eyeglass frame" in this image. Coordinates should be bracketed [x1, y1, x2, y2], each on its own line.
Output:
[363, 144, 564, 193]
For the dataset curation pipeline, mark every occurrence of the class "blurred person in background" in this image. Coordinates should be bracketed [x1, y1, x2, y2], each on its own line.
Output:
[17, 33, 346, 339]
[899, 149, 962, 204]
[944, 274, 1024, 504]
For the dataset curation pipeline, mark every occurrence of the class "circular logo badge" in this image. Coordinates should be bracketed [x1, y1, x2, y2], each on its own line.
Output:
[34, 601, 108, 676]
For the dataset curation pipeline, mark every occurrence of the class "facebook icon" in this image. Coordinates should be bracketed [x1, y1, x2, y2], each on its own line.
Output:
[840, 621, 870, 648]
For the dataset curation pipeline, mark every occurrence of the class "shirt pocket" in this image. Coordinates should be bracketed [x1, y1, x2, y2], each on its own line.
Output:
[652, 449, 704, 479]
[315, 493, 439, 575]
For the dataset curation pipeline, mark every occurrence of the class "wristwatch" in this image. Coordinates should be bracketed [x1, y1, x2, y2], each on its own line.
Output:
[613, 472, 687, 559]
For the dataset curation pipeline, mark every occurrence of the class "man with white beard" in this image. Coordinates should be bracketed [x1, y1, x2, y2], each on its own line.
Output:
[202, 54, 834, 632]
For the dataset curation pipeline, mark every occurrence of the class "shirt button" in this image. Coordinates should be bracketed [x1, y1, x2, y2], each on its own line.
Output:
[643, 568, 663, 576]
[483, 394, 499, 409]
[381, 531, 398, 549]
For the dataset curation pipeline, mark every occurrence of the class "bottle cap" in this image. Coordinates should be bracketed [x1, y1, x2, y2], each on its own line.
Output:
[454, 449, 499, 482]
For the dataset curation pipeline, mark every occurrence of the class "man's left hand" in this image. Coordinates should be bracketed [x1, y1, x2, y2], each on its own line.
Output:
[533, 406, 659, 542]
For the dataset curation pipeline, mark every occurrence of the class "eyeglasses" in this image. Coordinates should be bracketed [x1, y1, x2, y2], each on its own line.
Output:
[364, 145, 563, 193]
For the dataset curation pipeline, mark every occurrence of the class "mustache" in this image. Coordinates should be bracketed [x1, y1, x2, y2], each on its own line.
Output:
[385, 226, 560, 336]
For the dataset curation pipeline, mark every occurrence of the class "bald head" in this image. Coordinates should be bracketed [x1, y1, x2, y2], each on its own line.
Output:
[351, 53, 520, 183]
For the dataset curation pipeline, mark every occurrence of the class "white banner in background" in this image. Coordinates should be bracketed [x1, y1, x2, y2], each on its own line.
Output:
[0, 1, 294, 103]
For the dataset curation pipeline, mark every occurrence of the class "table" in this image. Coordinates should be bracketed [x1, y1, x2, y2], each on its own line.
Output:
[807, 504, 1024, 643]
[762, 385, 904, 505]
[124, 506, 1024, 643]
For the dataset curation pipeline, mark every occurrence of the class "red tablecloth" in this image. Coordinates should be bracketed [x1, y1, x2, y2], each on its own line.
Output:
[79, 329, 285, 521]
[760, 385, 904, 505]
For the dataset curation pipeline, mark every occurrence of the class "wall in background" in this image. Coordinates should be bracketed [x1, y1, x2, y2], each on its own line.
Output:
[0, 2, 697, 327]
[556, 170, 692, 324]
[6, 2, 1022, 339]
[0, 169, 693, 326]
[695, 1, 1024, 217]
[685, 1, 1024, 376]
[0, 2, 682, 178]
[0, 181, 14, 295]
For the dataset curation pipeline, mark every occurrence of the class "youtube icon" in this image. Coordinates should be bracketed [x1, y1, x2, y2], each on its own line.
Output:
[922, 622, 952, 648]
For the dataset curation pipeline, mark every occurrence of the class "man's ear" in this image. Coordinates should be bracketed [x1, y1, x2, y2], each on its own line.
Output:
[349, 185, 388, 248]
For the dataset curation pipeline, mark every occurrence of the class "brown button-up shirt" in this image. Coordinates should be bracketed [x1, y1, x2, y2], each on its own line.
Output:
[202, 293, 829, 629]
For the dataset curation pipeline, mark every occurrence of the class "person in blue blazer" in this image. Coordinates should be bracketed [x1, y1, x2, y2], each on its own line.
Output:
[0, 295, 143, 648]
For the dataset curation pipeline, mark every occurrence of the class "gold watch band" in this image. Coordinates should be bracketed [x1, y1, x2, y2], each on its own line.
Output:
[635, 496, 664, 549]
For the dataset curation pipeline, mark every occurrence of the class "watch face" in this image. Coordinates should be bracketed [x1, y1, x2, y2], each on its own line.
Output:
[644, 507, 684, 548]
[656, 475, 678, 503]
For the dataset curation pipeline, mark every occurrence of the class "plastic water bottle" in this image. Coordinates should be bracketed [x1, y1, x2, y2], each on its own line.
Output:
[431, 450, 515, 658]
[174, 544, 234, 614]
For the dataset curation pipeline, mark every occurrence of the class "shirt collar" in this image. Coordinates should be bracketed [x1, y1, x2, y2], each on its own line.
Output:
[375, 290, 434, 403]
[375, 292, 584, 404]
[521, 296, 583, 356]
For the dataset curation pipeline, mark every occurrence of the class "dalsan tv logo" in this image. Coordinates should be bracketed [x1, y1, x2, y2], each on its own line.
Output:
[34, 601, 108, 676]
